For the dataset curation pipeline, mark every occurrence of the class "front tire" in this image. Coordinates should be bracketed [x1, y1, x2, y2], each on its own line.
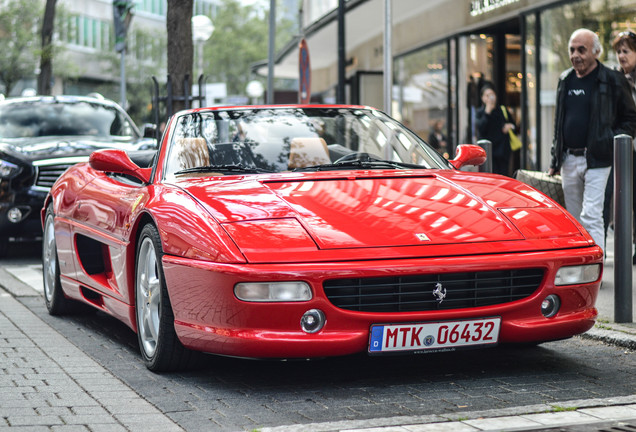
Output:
[42, 204, 77, 315]
[135, 224, 195, 372]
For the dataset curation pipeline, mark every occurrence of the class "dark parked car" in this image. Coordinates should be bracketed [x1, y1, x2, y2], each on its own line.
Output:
[0, 94, 155, 254]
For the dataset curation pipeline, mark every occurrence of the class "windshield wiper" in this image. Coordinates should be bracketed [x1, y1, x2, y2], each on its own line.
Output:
[292, 159, 423, 172]
[175, 164, 272, 175]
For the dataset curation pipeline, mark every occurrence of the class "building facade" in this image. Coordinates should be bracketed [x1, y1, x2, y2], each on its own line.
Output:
[44, 0, 218, 100]
[269, 0, 636, 171]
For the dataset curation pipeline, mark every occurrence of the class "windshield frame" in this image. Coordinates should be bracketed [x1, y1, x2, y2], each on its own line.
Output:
[162, 106, 452, 179]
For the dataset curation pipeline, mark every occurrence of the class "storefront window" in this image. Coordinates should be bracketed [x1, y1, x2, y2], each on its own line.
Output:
[395, 43, 449, 157]
[538, 0, 636, 170]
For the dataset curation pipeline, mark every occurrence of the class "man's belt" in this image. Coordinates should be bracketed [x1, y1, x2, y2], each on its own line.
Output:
[565, 148, 586, 156]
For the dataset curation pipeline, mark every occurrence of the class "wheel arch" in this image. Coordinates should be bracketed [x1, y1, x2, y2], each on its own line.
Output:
[126, 211, 160, 333]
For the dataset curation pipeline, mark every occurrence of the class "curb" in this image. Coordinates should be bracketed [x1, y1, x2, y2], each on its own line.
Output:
[581, 325, 636, 350]
[258, 395, 636, 432]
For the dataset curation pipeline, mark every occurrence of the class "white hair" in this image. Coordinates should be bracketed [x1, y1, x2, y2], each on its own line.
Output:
[570, 28, 603, 56]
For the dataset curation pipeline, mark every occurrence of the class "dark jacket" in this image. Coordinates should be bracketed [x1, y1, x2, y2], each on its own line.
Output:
[475, 104, 512, 175]
[550, 61, 636, 171]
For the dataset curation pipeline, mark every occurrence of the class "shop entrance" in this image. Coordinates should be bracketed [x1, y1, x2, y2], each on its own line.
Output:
[464, 18, 522, 173]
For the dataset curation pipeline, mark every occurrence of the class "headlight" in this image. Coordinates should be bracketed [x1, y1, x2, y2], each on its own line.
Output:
[0, 159, 20, 178]
[234, 281, 312, 302]
[555, 264, 601, 286]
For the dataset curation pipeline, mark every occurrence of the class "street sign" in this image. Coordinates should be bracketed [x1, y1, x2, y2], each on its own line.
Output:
[299, 38, 311, 104]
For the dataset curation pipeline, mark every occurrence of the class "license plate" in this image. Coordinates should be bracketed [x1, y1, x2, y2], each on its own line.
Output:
[369, 317, 501, 354]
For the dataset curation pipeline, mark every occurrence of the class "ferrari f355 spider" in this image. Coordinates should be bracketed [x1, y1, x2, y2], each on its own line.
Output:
[42, 105, 602, 371]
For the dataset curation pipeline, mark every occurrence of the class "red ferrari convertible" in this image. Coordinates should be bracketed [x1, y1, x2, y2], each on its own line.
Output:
[42, 105, 602, 371]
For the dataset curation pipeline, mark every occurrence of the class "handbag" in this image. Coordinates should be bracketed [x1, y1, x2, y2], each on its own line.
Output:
[514, 169, 566, 207]
[501, 106, 522, 151]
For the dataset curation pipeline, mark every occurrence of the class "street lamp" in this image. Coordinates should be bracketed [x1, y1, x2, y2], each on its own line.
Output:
[192, 15, 214, 81]
[246, 80, 264, 105]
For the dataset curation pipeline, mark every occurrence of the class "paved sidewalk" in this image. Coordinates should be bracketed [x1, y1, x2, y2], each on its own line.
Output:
[0, 290, 184, 431]
[0, 235, 634, 431]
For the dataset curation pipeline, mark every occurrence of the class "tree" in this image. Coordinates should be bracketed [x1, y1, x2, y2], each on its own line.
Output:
[37, 0, 57, 95]
[204, 0, 296, 97]
[167, 0, 194, 113]
[0, 0, 42, 96]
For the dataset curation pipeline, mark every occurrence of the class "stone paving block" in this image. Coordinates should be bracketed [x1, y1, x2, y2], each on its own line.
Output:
[404, 423, 479, 432]
[0, 408, 37, 419]
[462, 414, 540, 430]
[578, 404, 636, 419]
[50, 426, 91, 432]
[521, 410, 598, 425]
[0, 426, 50, 431]
[60, 413, 122, 425]
[85, 425, 128, 432]
[340, 427, 410, 432]
[113, 413, 184, 432]
[5, 414, 64, 427]
[67, 406, 112, 417]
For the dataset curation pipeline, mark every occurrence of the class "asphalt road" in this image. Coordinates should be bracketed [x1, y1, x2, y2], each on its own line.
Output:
[2, 243, 635, 431]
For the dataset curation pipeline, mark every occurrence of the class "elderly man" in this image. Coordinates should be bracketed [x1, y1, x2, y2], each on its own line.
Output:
[549, 28, 636, 254]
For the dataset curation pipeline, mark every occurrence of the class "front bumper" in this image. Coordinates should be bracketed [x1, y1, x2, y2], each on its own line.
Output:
[0, 187, 48, 242]
[160, 246, 602, 359]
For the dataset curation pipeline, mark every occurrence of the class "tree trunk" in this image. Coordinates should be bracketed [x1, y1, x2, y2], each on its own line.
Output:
[37, 0, 57, 95]
[166, 0, 193, 114]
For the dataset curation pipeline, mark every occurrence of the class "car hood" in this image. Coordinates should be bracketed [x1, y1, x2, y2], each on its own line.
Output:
[176, 170, 590, 261]
[0, 136, 152, 162]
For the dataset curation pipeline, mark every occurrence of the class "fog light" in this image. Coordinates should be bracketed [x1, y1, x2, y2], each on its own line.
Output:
[541, 294, 561, 318]
[7, 207, 27, 223]
[300, 309, 325, 333]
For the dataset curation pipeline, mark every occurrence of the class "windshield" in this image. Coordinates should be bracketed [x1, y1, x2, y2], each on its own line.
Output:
[0, 99, 139, 139]
[164, 107, 449, 176]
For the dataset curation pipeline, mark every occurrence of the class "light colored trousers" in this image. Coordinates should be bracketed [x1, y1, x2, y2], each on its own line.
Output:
[561, 153, 611, 253]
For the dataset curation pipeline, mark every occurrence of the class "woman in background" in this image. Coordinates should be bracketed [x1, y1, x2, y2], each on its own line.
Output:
[475, 83, 516, 176]
[604, 30, 636, 263]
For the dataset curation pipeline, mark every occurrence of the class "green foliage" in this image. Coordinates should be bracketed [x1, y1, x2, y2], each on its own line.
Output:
[0, 0, 43, 95]
[203, 0, 296, 96]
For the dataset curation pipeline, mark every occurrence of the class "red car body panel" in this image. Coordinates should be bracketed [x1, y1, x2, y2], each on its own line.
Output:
[43, 105, 603, 360]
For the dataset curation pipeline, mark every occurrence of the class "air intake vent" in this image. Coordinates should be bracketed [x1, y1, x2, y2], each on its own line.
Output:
[323, 269, 544, 312]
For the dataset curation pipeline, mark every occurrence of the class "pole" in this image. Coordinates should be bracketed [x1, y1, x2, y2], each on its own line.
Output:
[337, 0, 345, 104]
[613, 134, 633, 323]
[120, 49, 126, 109]
[267, 0, 276, 104]
[477, 139, 493, 173]
[198, 41, 204, 81]
[383, 0, 392, 115]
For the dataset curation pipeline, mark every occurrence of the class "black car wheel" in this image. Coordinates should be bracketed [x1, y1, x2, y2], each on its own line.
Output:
[135, 224, 195, 372]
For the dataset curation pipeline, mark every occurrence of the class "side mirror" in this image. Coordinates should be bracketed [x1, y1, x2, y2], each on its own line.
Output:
[89, 149, 152, 184]
[449, 144, 487, 169]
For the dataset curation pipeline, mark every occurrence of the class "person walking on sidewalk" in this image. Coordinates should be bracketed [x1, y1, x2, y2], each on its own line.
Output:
[475, 83, 516, 176]
[603, 30, 636, 263]
[549, 28, 636, 255]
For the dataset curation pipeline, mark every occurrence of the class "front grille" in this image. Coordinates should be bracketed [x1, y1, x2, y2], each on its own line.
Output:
[34, 163, 74, 189]
[323, 269, 545, 312]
